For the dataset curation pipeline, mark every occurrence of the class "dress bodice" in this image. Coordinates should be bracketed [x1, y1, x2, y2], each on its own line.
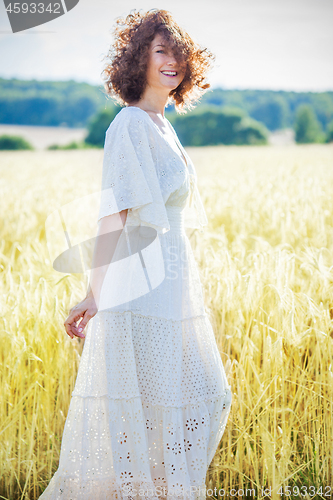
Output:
[98, 106, 207, 235]
[123, 106, 194, 210]
[165, 169, 192, 234]
[125, 107, 194, 233]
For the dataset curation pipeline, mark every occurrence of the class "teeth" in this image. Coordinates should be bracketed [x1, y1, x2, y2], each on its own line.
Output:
[162, 71, 177, 76]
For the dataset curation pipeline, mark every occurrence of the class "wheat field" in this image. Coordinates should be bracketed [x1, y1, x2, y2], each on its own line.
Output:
[0, 144, 332, 499]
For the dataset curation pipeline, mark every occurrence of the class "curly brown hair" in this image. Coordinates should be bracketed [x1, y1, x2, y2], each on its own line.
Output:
[102, 9, 215, 112]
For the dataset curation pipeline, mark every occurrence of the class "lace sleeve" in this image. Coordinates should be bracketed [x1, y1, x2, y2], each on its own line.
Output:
[97, 110, 170, 235]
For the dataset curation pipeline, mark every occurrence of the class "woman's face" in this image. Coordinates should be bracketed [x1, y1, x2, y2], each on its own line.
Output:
[146, 33, 186, 93]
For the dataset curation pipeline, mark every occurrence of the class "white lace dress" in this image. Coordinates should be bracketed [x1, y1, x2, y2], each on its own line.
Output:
[39, 107, 232, 500]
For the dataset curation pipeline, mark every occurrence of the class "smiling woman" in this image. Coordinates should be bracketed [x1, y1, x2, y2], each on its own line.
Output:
[103, 9, 214, 112]
[39, 8, 232, 500]
[146, 34, 186, 92]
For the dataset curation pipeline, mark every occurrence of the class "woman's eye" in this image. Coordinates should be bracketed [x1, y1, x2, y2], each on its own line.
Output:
[156, 49, 164, 53]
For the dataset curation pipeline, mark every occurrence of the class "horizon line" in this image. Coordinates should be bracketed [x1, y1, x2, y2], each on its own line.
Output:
[0, 75, 332, 94]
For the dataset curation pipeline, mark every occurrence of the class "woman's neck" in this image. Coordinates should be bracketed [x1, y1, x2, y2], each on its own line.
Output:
[131, 88, 169, 117]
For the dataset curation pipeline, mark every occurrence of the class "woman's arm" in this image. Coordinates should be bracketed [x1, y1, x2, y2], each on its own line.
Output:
[64, 209, 128, 339]
[85, 209, 128, 306]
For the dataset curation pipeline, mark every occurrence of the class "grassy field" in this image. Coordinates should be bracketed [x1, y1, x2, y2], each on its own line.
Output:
[0, 144, 332, 499]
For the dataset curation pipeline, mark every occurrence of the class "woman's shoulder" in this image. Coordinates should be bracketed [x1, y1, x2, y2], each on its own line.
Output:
[106, 106, 150, 136]
[117, 106, 147, 119]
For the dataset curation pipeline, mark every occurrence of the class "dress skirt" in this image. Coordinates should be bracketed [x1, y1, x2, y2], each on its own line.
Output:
[39, 205, 232, 500]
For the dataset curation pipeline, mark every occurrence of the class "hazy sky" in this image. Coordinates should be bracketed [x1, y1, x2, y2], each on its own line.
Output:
[0, 0, 332, 91]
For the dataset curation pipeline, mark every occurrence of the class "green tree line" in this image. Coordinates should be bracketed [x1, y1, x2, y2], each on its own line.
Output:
[1, 78, 333, 147]
[200, 88, 333, 132]
[1, 78, 333, 132]
[0, 78, 107, 127]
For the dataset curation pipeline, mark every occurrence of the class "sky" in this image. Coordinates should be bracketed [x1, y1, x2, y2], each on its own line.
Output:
[0, 0, 332, 92]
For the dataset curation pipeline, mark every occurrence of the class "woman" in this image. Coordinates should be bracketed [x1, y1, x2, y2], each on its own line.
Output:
[40, 9, 232, 500]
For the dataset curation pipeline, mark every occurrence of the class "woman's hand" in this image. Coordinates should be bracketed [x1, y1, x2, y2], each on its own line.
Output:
[64, 294, 98, 339]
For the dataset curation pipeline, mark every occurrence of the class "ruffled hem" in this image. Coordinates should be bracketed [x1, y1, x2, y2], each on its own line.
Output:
[39, 475, 160, 499]
[39, 475, 207, 500]
[39, 392, 232, 500]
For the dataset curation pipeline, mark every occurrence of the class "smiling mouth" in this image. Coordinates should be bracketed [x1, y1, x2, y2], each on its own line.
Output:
[161, 71, 178, 77]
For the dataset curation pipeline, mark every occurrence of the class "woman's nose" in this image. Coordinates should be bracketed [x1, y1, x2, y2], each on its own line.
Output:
[167, 54, 177, 66]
